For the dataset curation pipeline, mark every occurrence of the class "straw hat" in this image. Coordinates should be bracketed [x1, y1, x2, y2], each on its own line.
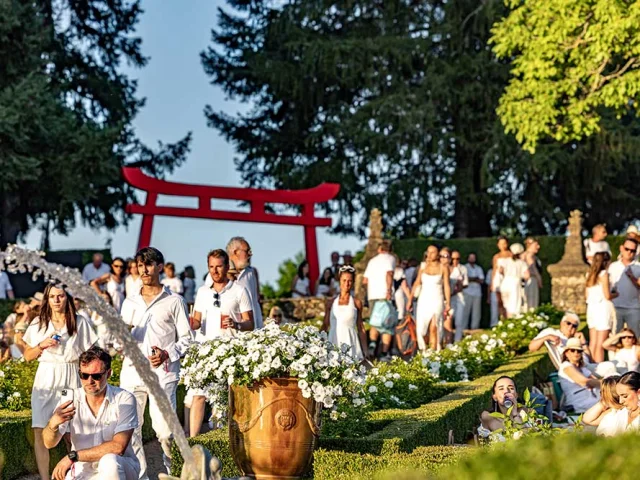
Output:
[564, 337, 583, 351]
[627, 225, 639, 234]
[509, 243, 524, 255]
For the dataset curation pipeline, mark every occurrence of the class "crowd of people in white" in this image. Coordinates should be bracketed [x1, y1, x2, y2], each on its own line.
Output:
[4, 223, 640, 477]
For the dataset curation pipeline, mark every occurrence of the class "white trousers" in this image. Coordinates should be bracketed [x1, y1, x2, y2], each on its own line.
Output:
[462, 294, 482, 331]
[614, 307, 640, 336]
[122, 381, 178, 480]
[490, 292, 499, 327]
[453, 293, 467, 342]
[65, 454, 139, 480]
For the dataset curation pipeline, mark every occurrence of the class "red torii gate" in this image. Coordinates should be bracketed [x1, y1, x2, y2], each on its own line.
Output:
[122, 167, 340, 288]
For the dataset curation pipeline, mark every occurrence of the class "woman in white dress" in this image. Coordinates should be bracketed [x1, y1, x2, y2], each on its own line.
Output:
[291, 260, 311, 297]
[315, 267, 335, 297]
[586, 251, 617, 362]
[393, 260, 411, 321]
[558, 338, 601, 413]
[523, 237, 542, 311]
[22, 284, 97, 480]
[610, 371, 640, 433]
[407, 245, 451, 351]
[321, 265, 367, 361]
[491, 236, 511, 322]
[90, 256, 126, 313]
[498, 243, 530, 318]
[125, 257, 142, 298]
[583, 376, 623, 436]
[604, 329, 640, 372]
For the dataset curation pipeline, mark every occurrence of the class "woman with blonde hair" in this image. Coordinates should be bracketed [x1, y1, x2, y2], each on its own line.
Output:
[582, 375, 623, 436]
[585, 251, 617, 362]
[604, 328, 640, 372]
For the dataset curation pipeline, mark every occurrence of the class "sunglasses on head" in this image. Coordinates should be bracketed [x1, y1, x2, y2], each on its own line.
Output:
[79, 371, 107, 381]
[339, 265, 355, 273]
[213, 292, 221, 308]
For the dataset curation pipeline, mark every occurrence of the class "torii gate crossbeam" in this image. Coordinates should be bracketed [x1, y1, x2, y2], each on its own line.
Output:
[122, 167, 340, 288]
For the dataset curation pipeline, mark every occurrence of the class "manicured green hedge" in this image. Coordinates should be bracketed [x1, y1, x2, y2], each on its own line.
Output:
[170, 350, 553, 478]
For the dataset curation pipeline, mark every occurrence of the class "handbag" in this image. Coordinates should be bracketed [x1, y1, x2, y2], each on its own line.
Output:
[369, 300, 396, 330]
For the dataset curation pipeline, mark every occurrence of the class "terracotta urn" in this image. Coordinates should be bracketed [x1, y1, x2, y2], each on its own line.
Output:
[229, 377, 322, 479]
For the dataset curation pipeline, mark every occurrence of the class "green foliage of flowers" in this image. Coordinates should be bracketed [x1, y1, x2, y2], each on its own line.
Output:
[0, 360, 38, 410]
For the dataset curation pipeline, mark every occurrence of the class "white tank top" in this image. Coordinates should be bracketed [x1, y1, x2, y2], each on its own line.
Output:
[586, 271, 607, 304]
[613, 346, 640, 372]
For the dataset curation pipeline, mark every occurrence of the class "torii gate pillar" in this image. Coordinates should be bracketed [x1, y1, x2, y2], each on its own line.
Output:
[123, 168, 339, 290]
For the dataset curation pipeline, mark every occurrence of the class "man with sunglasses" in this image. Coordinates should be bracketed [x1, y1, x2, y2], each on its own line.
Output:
[44, 346, 139, 480]
[529, 312, 592, 363]
[118, 247, 193, 480]
[187, 248, 254, 437]
[608, 237, 640, 336]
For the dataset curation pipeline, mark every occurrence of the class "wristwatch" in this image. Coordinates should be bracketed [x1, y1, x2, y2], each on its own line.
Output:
[68, 450, 78, 463]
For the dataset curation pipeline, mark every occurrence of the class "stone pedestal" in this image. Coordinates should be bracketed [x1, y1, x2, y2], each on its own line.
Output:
[547, 210, 589, 315]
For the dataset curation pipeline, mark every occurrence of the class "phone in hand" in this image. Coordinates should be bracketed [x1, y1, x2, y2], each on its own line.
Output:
[60, 388, 74, 405]
[151, 346, 160, 357]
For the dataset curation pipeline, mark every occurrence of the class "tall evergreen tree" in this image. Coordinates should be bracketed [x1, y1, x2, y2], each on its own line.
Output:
[0, 0, 191, 247]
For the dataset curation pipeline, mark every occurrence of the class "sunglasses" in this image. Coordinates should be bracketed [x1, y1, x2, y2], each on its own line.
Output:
[79, 371, 107, 381]
[213, 292, 221, 308]
[563, 321, 579, 328]
[452, 257, 461, 260]
[113, 264, 124, 269]
[272, 314, 282, 319]
[622, 336, 635, 340]
[236, 248, 253, 256]
[440, 254, 450, 259]
[566, 349, 582, 353]
[624, 247, 637, 254]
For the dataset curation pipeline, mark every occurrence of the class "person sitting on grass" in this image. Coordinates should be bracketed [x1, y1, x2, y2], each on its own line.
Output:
[582, 375, 623, 436]
[558, 338, 601, 413]
[480, 376, 530, 432]
[603, 328, 640, 373]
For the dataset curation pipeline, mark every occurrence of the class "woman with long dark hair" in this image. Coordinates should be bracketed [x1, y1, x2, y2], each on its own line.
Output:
[291, 260, 311, 298]
[586, 251, 616, 362]
[480, 376, 529, 432]
[22, 283, 97, 479]
[90, 256, 126, 313]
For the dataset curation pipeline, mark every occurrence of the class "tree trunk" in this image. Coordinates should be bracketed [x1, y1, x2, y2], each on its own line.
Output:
[452, 148, 492, 238]
[0, 192, 22, 248]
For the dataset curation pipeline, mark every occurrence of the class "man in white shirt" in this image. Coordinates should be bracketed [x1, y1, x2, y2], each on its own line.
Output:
[450, 251, 469, 342]
[160, 262, 184, 294]
[82, 253, 112, 284]
[44, 346, 139, 480]
[608, 237, 640, 336]
[226, 236, 263, 329]
[463, 253, 484, 331]
[119, 247, 193, 479]
[583, 224, 611, 265]
[188, 248, 254, 437]
[528, 312, 591, 366]
[363, 240, 396, 359]
[0, 271, 14, 299]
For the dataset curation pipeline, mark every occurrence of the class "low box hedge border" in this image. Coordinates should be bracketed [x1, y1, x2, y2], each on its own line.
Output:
[171, 350, 553, 478]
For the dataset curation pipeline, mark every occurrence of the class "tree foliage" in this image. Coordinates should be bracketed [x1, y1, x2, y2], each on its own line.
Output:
[0, 0, 191, 247]
[261, 252, 305, 299]
[492, 0, 640, 153]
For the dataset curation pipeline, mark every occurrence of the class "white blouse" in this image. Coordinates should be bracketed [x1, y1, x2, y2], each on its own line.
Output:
[23, 315, 97, 363]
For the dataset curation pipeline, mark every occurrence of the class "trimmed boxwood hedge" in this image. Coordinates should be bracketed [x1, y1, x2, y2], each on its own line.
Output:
[170, 350, 553, 478]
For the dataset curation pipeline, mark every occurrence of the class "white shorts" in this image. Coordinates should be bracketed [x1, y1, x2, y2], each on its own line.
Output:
[587, 301, 614, 331]
[184, 388, 206, 408]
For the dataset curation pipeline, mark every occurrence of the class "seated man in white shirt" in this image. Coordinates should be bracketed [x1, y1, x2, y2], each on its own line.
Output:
[187, 248, 254, 437]
[44, 346, 139, 480]
[528, 312, 592, 368]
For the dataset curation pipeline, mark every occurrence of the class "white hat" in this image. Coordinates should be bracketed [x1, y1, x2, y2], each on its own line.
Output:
[595, 361, 620, 379]
[564, 337, 584, 351]
[627, 225, 639, 234]
[509, 243, 524, 255]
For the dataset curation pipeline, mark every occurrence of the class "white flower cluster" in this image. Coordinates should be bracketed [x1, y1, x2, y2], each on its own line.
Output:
[181, 322, 367, 422]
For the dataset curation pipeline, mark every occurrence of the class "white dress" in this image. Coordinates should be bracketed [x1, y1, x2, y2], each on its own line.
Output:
[106, 277, 125, 313]
[393, 267, 407, 319]
[586, 271, 615, 331]
[328, 296, 363, 361]
[499, 258, 527, 318]
[607, 408, 640, 435]
[125, 275, 142, 298]
[292, 277, 310, 298]
[416, 269, 445, 350]
[23, 315, 97, 427]
[558, 361, 600, 413]
[596, 409, 621, 437]
[612, 346, 640, 372]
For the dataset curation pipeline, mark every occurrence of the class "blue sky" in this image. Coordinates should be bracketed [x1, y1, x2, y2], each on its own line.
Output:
[22, 0, 363, 287]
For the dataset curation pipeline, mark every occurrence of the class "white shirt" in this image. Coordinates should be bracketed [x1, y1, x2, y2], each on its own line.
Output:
[533, 327, 569, 356]
[81, 263, 111, 283]
[0, 272, 13, 299]
[194, 281, 252, 340]
[450, 264, 469, 296]
[584, 239, 611, 261]
[119, 287, 193, 387]
[125, 275, 143, 299]
[60, 385, 139, 476]
[608, 261, 640, 309]
[161, 276, 184, 295]
[363, 253, 396, 301]
[204, 267, 262, 328]
[464, 264, 485, 297]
